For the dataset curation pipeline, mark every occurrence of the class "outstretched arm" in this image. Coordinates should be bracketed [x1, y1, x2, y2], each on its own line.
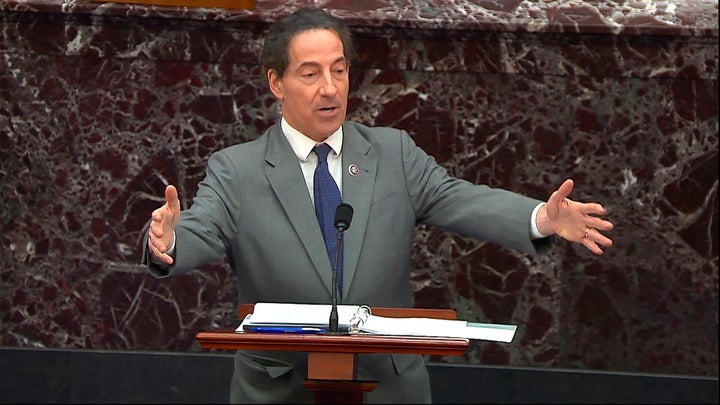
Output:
[535, 179, 614, 255]
[148, 185, 181, 264]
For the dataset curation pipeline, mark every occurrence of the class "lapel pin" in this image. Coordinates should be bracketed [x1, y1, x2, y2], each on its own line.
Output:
[348, 164, 360, 177]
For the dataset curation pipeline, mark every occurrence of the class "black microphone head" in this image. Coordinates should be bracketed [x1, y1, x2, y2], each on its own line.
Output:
[334, 203, 354, 232]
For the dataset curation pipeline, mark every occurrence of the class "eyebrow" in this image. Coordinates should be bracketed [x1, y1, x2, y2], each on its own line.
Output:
[296, 56, 348, 70]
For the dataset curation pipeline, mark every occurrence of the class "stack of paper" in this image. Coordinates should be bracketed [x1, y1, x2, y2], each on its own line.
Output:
[360, 314, 517, 342]
[236, 302, 517, 343]
[238, 302, 363, 332]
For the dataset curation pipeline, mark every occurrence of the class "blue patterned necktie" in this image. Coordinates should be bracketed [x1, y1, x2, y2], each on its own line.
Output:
[313, 143, 343, 300]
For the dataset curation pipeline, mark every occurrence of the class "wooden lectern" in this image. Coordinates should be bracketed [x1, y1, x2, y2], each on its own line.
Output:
[196, 304, 469, 404]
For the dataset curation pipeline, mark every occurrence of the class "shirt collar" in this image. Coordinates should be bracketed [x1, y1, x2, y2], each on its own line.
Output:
[281, 117, 343, 161]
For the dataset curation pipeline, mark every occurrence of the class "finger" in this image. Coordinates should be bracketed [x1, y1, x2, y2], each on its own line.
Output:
[547, 179, 573, 208]
[148, 234, 174, 264]
[558, 178, 574, 198]
[151, 208, 163, 223]
[158, 253, 173, 264]
[165, 185, 180, 213]
[581, 202, 613, 235]
[155, 252, 174, 265]
[148, 231, 166, 253]
[149, 212, 165, 239]
[597, 236, 613, 248]
[582, 238, 605, 255]
[583, 202, 607, 216]
[581, 235, 608, 255]
[149, 246, 174, 265]
[581, 228, 613, 253]
[589, 228, 613, 247]
[586, 217, 614, 233]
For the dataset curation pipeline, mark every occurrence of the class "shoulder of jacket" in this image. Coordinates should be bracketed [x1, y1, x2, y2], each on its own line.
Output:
[345, 120, 406, 138]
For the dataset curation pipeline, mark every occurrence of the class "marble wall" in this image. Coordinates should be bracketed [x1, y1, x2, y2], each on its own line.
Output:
[1, 0, 717, 378]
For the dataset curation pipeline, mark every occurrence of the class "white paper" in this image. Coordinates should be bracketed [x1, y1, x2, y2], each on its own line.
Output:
[360, 315, 468, 336]
[463, 322, 517, 343]
[359, 315, 516, 342]
[236, 302, 361, 331]
[236, 302, 517, 342]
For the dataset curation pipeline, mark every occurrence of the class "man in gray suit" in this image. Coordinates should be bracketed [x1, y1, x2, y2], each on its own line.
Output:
[144, 7, 614, 404]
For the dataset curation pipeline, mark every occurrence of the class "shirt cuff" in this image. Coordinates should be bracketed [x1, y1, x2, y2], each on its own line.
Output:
[166, 230, 176, 255]
[530, 203, 547, 239]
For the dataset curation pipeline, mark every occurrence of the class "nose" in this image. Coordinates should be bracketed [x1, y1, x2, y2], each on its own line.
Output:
[318, 71, 337, 95]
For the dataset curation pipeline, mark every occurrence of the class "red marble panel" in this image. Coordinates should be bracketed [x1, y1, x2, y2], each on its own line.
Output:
[0, 0, 717, 378]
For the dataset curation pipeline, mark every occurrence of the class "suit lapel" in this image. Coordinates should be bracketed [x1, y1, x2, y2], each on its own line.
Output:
[339, 123, 376, 301]
[264, 125, 334, 294]
[264, 122, 378, 302]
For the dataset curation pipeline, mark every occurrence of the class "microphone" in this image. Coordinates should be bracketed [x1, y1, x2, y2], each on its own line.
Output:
[329, 203, 353, 333]
[334, 203, 353, 232]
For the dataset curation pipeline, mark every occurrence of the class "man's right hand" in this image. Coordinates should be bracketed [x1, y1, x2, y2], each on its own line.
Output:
[148, 185, 181, 265]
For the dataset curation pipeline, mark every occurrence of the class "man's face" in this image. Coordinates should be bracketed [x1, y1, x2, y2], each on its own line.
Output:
[268, 29, 349, 142]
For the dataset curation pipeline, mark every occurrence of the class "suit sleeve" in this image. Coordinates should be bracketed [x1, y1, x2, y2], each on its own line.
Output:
[143, 150, 239, 278]
[398, 130, 549, 255]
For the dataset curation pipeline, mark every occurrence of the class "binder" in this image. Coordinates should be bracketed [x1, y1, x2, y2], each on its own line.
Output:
[238, 302, 368, 333]
[237, 302, 517, 342]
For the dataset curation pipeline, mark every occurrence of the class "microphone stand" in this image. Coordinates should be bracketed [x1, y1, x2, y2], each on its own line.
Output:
[328, 203, 353, 334]
[328, 229, 344, 333]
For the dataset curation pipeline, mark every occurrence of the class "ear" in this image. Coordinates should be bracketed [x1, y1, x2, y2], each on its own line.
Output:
[267, 69, 283, 100]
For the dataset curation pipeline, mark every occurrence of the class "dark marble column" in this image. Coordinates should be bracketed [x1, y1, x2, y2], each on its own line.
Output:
[0, 0, 717, 377]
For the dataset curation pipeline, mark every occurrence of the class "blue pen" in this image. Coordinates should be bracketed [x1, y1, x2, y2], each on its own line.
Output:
[246, 326, 326, 334]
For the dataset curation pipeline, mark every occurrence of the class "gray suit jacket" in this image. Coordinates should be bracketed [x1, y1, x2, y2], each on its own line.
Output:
[144, 121, 548, 403]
